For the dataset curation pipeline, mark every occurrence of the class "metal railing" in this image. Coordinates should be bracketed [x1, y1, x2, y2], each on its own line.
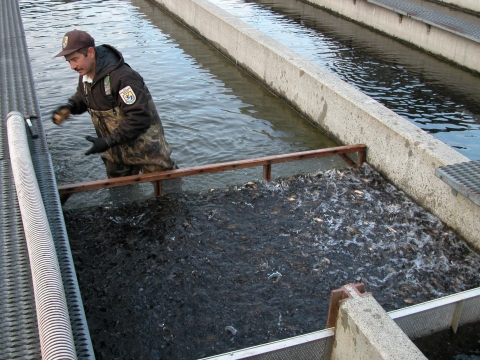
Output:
[58, 144, 367, 204]
[389, 286, 480, 338]
[200, 328, 335, 360]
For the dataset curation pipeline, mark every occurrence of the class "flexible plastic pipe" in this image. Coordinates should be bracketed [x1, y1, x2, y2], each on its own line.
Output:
[6, 111, 77, 360]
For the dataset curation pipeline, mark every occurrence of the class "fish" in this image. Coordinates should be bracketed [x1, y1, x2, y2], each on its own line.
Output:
[268, 272, 282, 282]
[225, 326, 237, 335]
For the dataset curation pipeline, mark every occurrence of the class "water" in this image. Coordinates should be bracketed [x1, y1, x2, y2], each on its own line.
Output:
[209, 0, 480, 161]
[20, 0, 341, 209]
[65, 164, 480, 359]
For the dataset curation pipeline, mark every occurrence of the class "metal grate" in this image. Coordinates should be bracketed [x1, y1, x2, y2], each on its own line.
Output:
[200, 329, 334, 360]
[435, 160, 480, 207]
[1, 0, 94, 358]
[368, 0, 480, 43]
[389, 287, 480, 339]
[459, 295, 480, 327]
[247, 337, 331, 360]
[1, 0, 41, 358]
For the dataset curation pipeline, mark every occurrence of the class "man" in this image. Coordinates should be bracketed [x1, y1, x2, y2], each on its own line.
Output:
[52, 29, 177, 178]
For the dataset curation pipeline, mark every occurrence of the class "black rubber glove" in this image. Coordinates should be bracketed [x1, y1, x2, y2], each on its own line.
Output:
[52, 103, 75, 124]
[85, 135, 117, 155]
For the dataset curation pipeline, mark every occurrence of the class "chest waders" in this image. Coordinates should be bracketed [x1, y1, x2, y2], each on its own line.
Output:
[84, 75, 174, 169]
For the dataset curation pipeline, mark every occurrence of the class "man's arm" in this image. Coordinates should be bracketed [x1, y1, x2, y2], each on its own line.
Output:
[52, 79, 88, 124]
[69, 79, 89, 114]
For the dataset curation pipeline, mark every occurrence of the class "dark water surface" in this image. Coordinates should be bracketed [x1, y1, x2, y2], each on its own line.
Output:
[210, 0, 480, 161]
[20, 0, 341, 209]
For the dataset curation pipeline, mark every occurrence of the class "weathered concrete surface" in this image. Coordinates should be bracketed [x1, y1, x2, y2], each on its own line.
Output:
[152, 0, 480, 250]
[304, 0, 480, 74]
[331, 285, 427, 360]
[436, 0, 480, 14]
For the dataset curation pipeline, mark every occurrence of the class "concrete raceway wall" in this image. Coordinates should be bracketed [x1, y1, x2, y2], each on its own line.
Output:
[305, 0, 480, 75]
[151, 0, 480, 250]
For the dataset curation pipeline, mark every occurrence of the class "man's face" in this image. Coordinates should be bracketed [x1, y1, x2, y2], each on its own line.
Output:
[65, 47, 95, 77]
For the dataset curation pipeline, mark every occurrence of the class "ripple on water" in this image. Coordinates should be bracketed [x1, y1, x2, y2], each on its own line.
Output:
[20, 0, 341, 209]
[209, 0, 480, 160]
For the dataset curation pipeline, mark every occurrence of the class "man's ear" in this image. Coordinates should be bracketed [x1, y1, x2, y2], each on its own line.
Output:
[87, 46, 96, 59]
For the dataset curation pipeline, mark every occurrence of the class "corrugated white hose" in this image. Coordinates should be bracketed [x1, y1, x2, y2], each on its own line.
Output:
[7, 111, 77, 360]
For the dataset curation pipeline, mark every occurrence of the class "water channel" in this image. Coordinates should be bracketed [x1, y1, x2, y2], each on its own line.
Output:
[20, 0, 343, 209]
[21, 0, 480, 209]
[210, 0, 480, 161]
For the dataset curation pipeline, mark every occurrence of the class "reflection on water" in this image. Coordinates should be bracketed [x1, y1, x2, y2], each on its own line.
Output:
[20, 0, 342, 208]
[209, 0, 480, 160]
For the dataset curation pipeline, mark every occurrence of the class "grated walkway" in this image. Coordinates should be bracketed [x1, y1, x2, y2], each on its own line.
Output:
[0, 0, 94, 358]
[368, 0, 480, 43]
[435, 160, 480, 207]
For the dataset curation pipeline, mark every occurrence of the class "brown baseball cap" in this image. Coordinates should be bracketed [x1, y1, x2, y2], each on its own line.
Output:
[54, 30, 95, 57]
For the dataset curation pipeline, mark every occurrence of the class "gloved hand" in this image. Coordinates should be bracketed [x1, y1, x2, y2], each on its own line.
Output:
[52, 103, 74, 125]
[85, 135, 117, 155]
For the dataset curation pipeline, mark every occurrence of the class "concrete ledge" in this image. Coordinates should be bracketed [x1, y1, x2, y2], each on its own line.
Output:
[331, 284, 427, 360]
[435, 0, 480, 14]
[152, 0, 480, 250]
[305, 0, 480, 74]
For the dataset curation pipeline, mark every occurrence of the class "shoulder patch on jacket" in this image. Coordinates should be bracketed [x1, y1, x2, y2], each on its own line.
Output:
[119, 86, 136, 105]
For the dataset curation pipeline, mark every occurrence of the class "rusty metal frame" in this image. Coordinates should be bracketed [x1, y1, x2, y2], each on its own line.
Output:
[58, 144, 366, 204]
[326, 283, 371, 328]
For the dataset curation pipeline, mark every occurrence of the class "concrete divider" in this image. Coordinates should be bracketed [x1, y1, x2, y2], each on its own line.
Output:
[330, 284, 427, 360]
[152, 0, 480, 250]
[304, 0, 480, 74]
